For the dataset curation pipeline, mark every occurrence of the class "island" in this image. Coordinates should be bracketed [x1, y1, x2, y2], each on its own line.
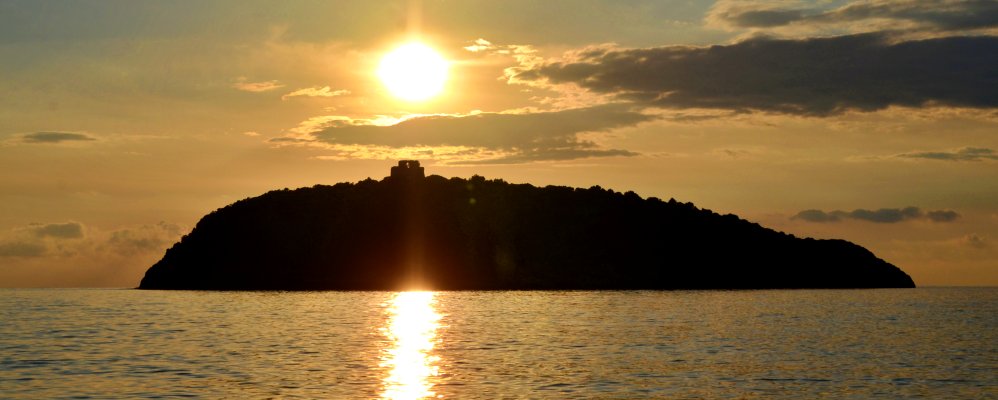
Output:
[139, 161, 916, 290]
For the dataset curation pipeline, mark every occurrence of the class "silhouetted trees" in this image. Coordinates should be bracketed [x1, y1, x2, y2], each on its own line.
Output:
[139, 175, 915, 290]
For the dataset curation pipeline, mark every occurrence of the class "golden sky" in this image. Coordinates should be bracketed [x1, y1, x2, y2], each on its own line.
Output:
[1, 0, 996, 287]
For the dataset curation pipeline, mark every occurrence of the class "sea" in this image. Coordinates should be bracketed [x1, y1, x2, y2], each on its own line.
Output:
[1, 288, 994, 399]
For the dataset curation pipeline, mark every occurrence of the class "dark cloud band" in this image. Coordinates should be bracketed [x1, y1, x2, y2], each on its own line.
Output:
[710, 0, 998, 32]
[793, 207, 960, 223]
[511, 33, 998, 115]
[22, 132, 96, 144]
[897, 147, 998, 161]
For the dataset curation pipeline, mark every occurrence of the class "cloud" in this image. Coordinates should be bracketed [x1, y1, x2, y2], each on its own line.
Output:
[232, 79, 284, 92]
[0, 221, 84, 258]
[793, 206, 961, 223]
[282, 86, 350, 100]
[927, 210, 961, 222]
[464, 38, 495, 53]
[717, 8, 808, 28]
[104, 222, 183, 256]
[0, 221, 183, 261]
[508, 33, 998, 116]
[274, 104, 653, 163]
[707, 0, 998, 32]
[850, 206, 923, 223]
[464, 38, 535, 57]
[451, 147, 636, 165]
[710, 147, 770, 159]
[962, 234, 989, 249]
[897, 147, 998, 161]
[30, 222, 85, 239]
[21, 132, 96, 144]
[792, 209, 845, 223]
[0, 241, 47, 258]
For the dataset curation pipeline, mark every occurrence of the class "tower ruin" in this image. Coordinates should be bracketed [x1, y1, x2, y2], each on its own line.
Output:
[390, 160, 425, 180]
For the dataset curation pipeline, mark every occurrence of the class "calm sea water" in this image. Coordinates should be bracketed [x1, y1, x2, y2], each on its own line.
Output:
[1, 288, 995, 399]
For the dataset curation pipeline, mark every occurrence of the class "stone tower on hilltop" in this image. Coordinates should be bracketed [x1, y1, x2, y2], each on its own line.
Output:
[390, 160, 425, 180]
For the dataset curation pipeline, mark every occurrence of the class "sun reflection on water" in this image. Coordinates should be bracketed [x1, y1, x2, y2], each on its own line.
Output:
[381, 291, 442, 400]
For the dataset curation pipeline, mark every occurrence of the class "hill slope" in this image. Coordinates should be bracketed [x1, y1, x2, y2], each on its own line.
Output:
[139, 175, 915, 290]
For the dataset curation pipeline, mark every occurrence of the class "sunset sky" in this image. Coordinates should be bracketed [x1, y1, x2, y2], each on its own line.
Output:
[1, 0, 996, 287]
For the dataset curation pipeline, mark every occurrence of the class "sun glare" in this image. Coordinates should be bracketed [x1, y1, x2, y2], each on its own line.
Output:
[378, 43, 449, 101]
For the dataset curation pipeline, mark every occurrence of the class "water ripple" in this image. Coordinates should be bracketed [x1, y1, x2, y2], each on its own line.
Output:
[0, 288, 994, 398]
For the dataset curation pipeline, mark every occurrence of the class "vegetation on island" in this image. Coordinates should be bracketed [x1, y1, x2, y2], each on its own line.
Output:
[139, 170, 915, 290]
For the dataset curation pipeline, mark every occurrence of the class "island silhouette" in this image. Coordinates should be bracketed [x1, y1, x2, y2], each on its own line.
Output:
[139, 161, 915, 290]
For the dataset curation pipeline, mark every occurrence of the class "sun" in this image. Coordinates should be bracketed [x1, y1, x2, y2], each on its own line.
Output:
[378, 42, 449, 102]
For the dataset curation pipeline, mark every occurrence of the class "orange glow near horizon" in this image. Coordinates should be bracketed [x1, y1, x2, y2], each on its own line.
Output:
[378, 42, 449, 102]
[380, 291, 442, 400]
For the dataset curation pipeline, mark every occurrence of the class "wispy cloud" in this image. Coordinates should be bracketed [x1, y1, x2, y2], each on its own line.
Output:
[232, 78, 284, 92]
[463, 38, 537, 56]
[793, 206, 960, 223]
[464, 38, 497, 53]
[272, 104, 652, 163]
[962, 233, 989, 249]
[281, 86, 350, 100]
[21, 132, 96, 144]
[101, 222, 184, 256]
[897, 147, 998, 161]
